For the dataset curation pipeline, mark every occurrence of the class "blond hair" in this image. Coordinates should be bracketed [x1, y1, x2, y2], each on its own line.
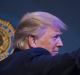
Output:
[14, 11, 66, 49]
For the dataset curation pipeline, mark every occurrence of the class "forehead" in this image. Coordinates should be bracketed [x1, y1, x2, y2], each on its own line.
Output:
[45, 27, 62, 36]
[50, 25, 62, 32]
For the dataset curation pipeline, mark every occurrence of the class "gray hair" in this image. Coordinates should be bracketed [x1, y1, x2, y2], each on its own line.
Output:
[14, 11, 66, 49]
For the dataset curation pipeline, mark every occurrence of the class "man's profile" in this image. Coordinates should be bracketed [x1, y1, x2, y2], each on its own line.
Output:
[0, 11, 80, 75]
[14, 11, 66, 56]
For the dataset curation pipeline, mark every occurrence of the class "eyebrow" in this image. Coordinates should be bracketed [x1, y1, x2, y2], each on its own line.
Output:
[52, 33, 62, 38]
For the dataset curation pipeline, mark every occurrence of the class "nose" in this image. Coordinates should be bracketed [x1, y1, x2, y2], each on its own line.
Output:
[56, 37, 63, 47]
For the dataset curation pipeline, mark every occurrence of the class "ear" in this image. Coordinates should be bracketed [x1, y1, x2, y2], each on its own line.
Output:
[28, 36, 37, 48]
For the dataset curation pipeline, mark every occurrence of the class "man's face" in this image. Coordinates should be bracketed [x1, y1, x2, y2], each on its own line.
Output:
[36, 27, 63, 56]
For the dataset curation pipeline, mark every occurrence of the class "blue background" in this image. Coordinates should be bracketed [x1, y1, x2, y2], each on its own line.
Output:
[0, 0, 80, 54]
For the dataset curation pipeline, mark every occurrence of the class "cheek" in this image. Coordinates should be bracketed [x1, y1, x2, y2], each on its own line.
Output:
[42, 39, 53, 49]
[50, 39, 57, 47]
[40, 40, 49, 47]
[37, 38, 50, 48]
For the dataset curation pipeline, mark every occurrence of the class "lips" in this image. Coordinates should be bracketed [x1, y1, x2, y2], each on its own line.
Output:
[52, 51, 59, 53]
[52, 47, 59, 52]
[51, 51, 59, 56]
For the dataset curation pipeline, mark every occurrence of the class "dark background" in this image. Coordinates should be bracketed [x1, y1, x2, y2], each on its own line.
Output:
[0, 0, 80, 54]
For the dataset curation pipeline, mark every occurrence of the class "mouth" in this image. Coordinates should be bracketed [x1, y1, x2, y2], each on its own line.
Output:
[52, 51, 59, 53]
[52, 48, 59, 52]
[51, 51, 59, 56]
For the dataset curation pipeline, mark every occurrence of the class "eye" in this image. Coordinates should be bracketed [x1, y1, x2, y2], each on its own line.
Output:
[54, 35, 59, 38]
[52, 35, 60, 40]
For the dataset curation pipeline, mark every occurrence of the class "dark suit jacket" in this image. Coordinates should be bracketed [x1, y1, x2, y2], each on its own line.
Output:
[0, 48, 80, 75]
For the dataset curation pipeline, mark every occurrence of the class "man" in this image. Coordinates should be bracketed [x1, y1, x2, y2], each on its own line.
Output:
[0, 11, 80, 75]
[13, 11, 66, 56]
